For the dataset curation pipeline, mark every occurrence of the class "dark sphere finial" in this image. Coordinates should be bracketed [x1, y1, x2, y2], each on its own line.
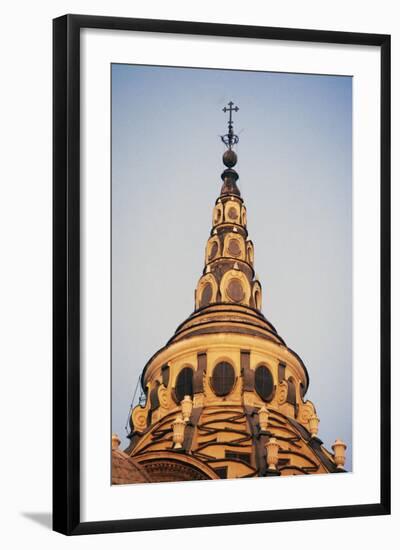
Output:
[223, 149, 237, 168]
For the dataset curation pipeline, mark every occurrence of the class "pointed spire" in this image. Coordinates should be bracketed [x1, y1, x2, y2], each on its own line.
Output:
[192, 103, 264, 314]
[220, 101, 240, 197]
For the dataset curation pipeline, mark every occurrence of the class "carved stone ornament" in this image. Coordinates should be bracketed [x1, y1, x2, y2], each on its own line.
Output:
[265, 437, 280, 470]
[172, 414, 186, 449]
[181, 395, 193, 422]
[259, 406, 269, 431]
[332, 439, 347, 469]
[308, 413, 320, 437]
[131, 406, 148, 433]
[158, 385, 169, 409]
[299, 400, 316, 426]
[277, 380, 289, 405]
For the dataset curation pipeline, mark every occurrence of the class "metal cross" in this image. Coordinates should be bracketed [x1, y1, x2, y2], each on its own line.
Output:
[221, 101, 239, 149]
[223, 101, 239, 126]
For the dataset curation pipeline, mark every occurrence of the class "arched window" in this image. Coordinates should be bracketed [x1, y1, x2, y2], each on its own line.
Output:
[211, 362, 235, 396]
[254, 365, 274, 401]
[174, 367, 193, 403]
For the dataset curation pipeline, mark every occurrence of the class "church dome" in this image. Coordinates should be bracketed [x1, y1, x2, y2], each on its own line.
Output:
[116, 103, 346, 484]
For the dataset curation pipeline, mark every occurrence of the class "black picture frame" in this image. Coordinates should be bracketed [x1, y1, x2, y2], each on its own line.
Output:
[53, 14, 391, 535]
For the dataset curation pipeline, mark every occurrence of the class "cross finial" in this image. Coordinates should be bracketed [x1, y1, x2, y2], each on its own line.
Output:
[223, 101, 239, 126]
[221, 101, 239, 149]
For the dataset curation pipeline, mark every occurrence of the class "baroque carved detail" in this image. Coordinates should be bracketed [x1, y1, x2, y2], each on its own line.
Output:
[277, 380, 289, 405]
[298, 400, 317, 427]
[131, 405, 149, 433]
[158, 384, 170, 409]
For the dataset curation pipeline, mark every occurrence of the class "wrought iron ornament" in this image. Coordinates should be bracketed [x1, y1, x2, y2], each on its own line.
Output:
[221, 101, 239, 148]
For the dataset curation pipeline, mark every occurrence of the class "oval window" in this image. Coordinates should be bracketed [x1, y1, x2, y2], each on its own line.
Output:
[200, 283, 213, 308]
[211, 362, 235, 396]
[254, 365, 274, 401]
[175, 367, 193, 403]
[227, 206, 238, 220]
[226, 278, 245, 302]
[227, 238, 241, 257]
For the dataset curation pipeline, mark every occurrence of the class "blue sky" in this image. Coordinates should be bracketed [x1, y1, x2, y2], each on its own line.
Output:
[111, 64, 353, 470]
